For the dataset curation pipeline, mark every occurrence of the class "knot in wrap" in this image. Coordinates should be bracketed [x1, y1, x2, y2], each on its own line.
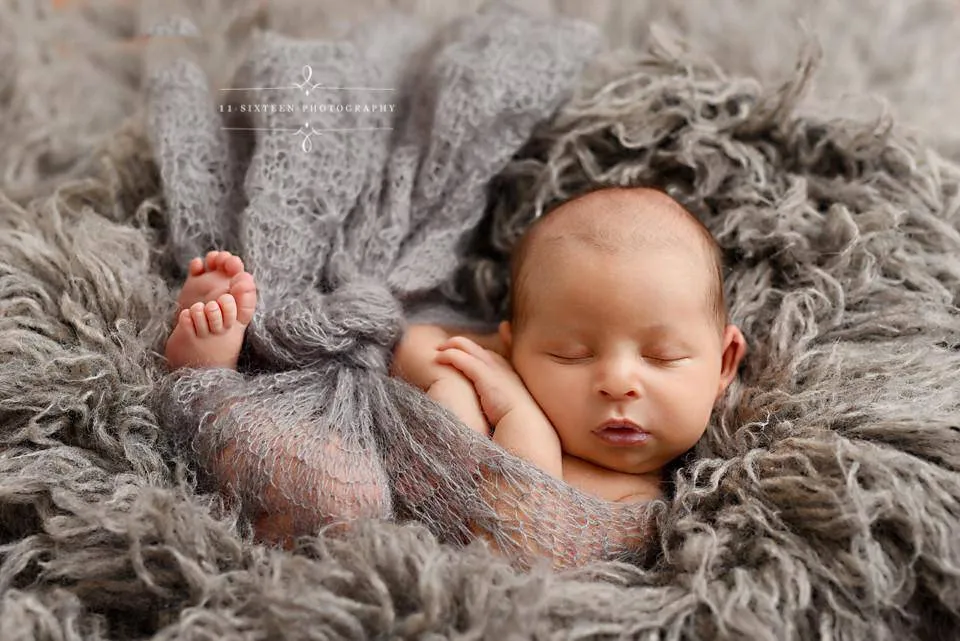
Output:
[254, 278, 404, 372]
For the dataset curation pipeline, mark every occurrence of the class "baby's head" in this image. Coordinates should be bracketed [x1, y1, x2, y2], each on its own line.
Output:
[499, 187, 747, 476]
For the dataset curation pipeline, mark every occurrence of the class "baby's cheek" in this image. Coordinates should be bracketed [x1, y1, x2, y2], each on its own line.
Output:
[667, 378, 715, 438]
[528, 369, 582, 416]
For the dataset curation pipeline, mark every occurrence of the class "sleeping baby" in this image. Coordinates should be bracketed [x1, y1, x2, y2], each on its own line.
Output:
[164, 186, 746, 509]
[391, 187, 747, 503]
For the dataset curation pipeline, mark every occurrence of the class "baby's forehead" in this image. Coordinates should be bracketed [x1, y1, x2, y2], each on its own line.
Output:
[529, 188, 702, 259]
[540, 189, 692, 239]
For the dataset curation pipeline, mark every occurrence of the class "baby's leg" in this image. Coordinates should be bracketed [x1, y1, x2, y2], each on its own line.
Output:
[165, 360, 392, 548]
[165, 255, 390, 544]
[165, 251, 257, 370]
[208, 402, 393, 547]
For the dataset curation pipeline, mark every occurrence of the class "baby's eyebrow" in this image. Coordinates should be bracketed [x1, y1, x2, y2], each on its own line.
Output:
[638, 322, 680, 337]
[638, 324, 697, 348]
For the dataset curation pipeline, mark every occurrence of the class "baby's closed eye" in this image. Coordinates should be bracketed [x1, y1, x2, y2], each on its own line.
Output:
[545, 348, 688, 363]
[646, 355, 689, 365]
[546, 349, 591, 362]
[645, 348, 688, 360]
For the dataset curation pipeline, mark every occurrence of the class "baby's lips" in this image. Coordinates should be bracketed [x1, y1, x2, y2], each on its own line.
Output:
[596, 418, 645, 433]
[595, 426, 651, 446]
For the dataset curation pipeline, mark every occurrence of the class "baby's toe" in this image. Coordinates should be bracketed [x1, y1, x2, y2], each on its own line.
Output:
[190, 302, 210, 337]
[176, 308, 196, 336]
[204, 251, 221, 271]
[221, 254, 245, 277]
[229, 273, 258, 325]
[217, 293, 237, 329]
[188, 257, 205, 276]
[205, 300, 225, 334]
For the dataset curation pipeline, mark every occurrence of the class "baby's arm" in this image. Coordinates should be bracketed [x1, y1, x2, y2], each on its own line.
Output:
[435, 336, 562, 477]
[390, 324, 495, 435]
[490, 400, 562, 478]
[425, 376, 488, 436]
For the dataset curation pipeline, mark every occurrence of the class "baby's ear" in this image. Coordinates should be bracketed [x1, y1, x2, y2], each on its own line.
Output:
[498, 321, 513, 355]
[716, 324, 747, 399]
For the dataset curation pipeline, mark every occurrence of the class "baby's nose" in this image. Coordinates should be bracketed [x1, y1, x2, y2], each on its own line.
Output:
[600, 383, 640, 400]
[597, 359, 642, 399]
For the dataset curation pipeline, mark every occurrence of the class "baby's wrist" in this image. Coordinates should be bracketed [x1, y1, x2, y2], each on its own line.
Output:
[497, 400, 550, 432]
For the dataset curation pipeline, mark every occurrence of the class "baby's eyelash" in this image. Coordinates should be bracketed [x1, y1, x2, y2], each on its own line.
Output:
[649, 355, 689, 364]
[546, 352, 689, 363]
[548, 353, 589, 361]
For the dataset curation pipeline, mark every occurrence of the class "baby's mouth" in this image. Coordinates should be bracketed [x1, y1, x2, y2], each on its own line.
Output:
[595, 419, 651, 446]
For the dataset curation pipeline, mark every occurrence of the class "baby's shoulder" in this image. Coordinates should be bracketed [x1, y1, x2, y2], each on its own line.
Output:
[561, 454, 662, 503]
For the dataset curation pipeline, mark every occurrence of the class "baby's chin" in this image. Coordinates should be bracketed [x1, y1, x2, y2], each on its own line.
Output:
[580, 432, 705, 477]
[576, 448, 663, 477]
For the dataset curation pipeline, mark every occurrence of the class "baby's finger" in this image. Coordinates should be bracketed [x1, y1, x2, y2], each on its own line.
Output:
[439, 336, 493, 365]
[445, 336, 514, 372]
[438, 335, 479, 350]
[434, 346, 489, 383]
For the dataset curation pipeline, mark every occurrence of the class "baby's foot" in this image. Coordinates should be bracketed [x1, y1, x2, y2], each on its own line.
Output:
[165, 250, 257, 370]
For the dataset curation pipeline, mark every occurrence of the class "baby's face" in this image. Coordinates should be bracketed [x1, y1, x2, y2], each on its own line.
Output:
[503, 242, 728, 476]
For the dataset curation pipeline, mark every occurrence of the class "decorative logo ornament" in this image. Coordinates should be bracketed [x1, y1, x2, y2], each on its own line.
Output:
[218, 65, 395, 152]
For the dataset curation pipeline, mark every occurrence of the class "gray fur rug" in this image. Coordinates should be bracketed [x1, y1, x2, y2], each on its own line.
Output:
[1, 1, 960, 640]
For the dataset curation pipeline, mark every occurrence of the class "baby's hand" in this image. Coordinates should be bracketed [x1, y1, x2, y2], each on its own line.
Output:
[434, 336, 534, 427]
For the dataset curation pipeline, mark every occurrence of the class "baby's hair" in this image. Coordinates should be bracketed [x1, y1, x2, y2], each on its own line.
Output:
[507, 188, 728, 334]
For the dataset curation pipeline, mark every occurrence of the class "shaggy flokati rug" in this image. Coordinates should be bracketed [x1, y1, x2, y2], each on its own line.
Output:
[1, 1, 960, 640]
